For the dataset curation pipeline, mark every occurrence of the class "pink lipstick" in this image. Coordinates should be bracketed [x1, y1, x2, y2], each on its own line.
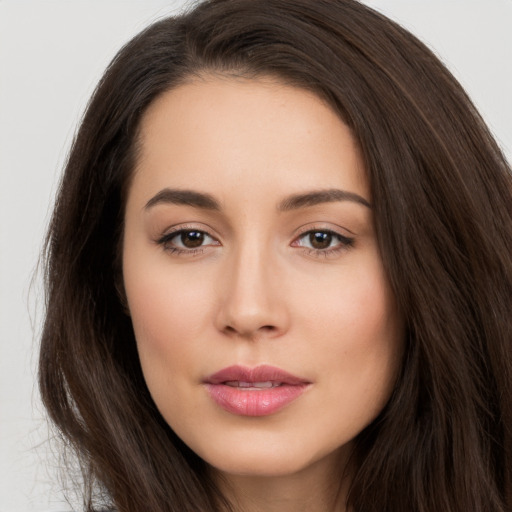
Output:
[204, 365, 310, 416]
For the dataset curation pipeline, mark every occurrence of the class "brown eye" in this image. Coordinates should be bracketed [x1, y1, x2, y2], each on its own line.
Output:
[180, 231, 205, 248]
[158, 229, 218, 253]
[293, 229, 354, 254]
[309, 231, 332, 250]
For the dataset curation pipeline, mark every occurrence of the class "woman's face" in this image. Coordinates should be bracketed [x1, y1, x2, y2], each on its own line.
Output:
[123, 76, 403, 479]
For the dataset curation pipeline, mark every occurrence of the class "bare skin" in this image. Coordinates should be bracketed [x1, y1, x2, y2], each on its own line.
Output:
[122, 75, 403, 512]
[214, 449, 352, 512]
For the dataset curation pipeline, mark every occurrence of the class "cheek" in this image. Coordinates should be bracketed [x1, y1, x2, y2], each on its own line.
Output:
[300, 251, 400, 350]
[123, 259, 215, 390]
[301, 255, 403, 419]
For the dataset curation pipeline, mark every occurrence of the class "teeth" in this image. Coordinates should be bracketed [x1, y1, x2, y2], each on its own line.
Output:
[224, 381, 282, 388]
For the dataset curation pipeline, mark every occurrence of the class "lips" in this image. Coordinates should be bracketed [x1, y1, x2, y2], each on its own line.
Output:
[204, 365, 310, 416]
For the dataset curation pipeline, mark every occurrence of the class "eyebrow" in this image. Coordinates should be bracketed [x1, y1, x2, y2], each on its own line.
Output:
[277, 189, 371, 210]
[144, 187, 371, 212]
[145, 188, 220, 210]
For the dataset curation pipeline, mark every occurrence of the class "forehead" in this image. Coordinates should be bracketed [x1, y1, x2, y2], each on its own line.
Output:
[129, 76, 368, 208]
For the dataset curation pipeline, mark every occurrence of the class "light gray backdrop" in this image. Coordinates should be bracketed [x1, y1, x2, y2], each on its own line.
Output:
[1, 1, 511, 510]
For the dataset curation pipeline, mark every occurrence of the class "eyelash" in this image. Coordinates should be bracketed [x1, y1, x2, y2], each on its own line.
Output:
[156, 226, 354, 258]
[156, 226, 217, 256]
[292, 228, 354, 257]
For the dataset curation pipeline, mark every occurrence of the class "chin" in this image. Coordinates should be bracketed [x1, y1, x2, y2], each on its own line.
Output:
[211, 455, 311, 478]
[193, 432, 350, 481]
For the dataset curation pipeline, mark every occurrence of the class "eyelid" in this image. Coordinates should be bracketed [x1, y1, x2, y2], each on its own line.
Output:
[155, 222, 354, 258]
[156, 223, 221, 253]
[293, 222, 355, 238]
[158, 223, 220, 240]
[290, 224, 355, 257]
[292, 229, 352, 246]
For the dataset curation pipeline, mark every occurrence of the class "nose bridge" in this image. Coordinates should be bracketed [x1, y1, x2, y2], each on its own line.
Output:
[232, 237, 270, 303]
[217, 232, 285, 337]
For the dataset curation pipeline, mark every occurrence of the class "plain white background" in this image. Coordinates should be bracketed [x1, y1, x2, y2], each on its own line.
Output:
[1, 1, 511, 510]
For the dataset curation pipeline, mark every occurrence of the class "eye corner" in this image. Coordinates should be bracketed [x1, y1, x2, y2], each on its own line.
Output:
[291, 227, 355, 258]
[156, 225, 221, 257]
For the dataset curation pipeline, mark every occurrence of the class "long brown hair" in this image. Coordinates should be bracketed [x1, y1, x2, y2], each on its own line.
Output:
[39, 1, 512, 510]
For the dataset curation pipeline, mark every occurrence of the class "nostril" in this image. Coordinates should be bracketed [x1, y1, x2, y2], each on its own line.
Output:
[222, 324, 278, 338]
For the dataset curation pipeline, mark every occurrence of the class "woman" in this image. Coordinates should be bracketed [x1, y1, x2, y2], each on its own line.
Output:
[39, 0, 512, 511]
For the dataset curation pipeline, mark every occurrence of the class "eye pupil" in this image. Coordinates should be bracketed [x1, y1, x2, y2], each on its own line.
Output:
[181, 231, 204, 248]
[310, 231, 332, 249]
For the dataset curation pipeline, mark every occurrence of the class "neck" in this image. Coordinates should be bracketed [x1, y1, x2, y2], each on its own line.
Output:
[212, 449, 352, 512]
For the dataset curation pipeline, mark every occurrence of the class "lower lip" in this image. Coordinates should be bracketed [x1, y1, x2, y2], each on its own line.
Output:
[205, 383, 308, 416]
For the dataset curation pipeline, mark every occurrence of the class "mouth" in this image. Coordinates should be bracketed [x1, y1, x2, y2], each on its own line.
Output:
[204, 365, 310, 416]
[223, 380, 284, 389]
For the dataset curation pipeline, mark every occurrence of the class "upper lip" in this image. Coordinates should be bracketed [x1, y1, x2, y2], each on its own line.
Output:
[205, 364, 309, 385]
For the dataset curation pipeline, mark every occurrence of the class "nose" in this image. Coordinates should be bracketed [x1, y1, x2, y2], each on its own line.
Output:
[215, 243, 289, 340]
